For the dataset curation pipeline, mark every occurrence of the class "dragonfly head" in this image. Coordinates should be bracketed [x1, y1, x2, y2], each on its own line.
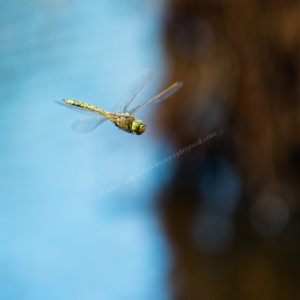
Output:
[131, 119, 146, 135]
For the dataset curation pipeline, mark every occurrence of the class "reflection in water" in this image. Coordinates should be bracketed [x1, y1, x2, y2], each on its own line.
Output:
[250, 195, 290, 235]
[194, 158, 241, 252]
[160, 0, 300, 298]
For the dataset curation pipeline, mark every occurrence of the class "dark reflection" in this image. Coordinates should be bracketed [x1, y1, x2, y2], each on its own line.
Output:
[159, 0, 300, 299]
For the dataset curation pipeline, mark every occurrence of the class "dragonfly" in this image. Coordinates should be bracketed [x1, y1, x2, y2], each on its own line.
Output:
[56, 69, 183, 135]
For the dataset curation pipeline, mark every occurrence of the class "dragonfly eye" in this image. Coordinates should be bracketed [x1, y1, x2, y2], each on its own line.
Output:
[132, 119, 146, 135]
[139, 124, 146, 134]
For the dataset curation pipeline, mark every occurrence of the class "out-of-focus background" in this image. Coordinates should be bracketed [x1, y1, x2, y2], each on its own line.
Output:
[0, 0, 299, 299]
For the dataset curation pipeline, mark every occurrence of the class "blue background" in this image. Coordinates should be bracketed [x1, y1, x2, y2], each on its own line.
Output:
[0, 1, 176, 299]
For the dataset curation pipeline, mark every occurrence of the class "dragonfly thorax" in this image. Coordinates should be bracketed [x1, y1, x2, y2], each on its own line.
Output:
[131, 119, 146, 135]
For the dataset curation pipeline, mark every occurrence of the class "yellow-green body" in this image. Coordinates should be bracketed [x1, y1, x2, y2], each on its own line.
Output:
[65, 99, 146, 135]
[59, 70, 182, 135]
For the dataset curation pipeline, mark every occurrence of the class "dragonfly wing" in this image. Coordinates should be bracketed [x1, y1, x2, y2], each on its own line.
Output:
[71, 116, 108, 134]
[112, 69, 152, 113]
[56, 100, 109, 133]
[55, 100, 102, 118]
[129, 81, 183, 114]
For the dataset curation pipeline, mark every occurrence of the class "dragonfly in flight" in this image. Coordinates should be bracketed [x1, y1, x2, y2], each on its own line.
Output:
[57, 69, 183, 135]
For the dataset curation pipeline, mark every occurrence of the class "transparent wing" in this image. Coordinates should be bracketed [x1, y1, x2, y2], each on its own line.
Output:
[112, 69, 152, 113]
[55, 100, 102, 118]
[55, 100, 108, 133]
[71, 116, 108, 134]
[129, 81, 183, 114]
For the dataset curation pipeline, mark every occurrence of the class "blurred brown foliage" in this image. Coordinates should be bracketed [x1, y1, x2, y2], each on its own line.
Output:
[158, 0, 300, 299]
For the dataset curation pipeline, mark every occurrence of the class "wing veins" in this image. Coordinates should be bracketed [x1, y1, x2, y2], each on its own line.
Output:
[112, 69, 152, 113]
[130, 81, 183, 114]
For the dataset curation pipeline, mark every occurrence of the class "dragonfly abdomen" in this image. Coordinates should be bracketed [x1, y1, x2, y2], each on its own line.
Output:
[64, 99, 108, 116]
